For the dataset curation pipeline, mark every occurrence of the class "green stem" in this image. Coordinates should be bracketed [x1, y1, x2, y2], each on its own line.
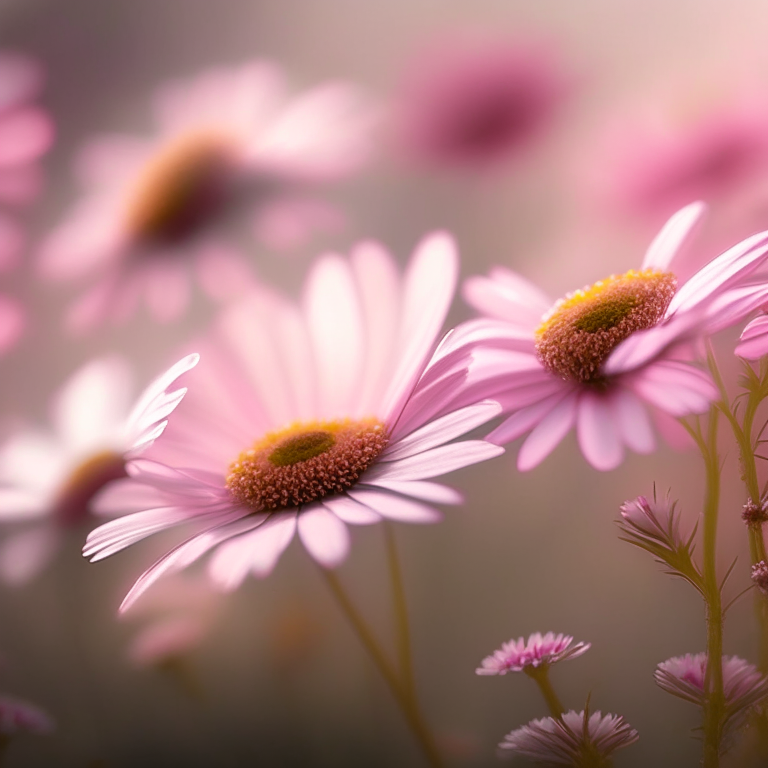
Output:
[320, 568, 445, 768]
[526, 666, 565, 719]
[695, 409, 725, 768]
[384, 523, 416, 697]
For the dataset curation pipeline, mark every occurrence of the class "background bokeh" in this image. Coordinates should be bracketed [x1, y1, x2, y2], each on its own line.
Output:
[2, 0, 768, 766]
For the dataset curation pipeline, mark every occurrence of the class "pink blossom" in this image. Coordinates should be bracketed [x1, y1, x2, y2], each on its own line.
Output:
[395, 36, 565, 169]
[84, 233, 504, 611]
[476, 632, 590, 675]
[499, 709, 638, 766]
[0, 696, 53, 735]
[461, 203, 768, 470]
[38, 61, 376, 330]
[0, 354, 197, 583]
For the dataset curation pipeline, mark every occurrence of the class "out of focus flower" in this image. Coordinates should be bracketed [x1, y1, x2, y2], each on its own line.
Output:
[84, 234, 504, 611]
[0, 354, 198, 583]
[0, 695, 54, 736]
[736, 313, 768, 360]
[0, 52, 54, 355]
[461, 202, 768, 470]
[751, 561, 768, 596]
[655, 653, 768, 727]
[39, 61, 375, 330]
[476, 632, 589, 676]
[395, 37, 565, 170]
[499, 709, 639, 766]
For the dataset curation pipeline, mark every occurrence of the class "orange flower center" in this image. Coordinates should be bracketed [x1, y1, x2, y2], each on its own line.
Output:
[534, 269, 677, 384]
[124, 131, 237, 245]
[54, 450, 127, 526]
[226, 419, 389, 511]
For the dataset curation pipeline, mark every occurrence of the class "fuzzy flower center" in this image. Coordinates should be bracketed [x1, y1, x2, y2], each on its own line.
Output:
[54, 450, 127, 527]
[535, 269, 677, 383]
[226, 418, 389, 511]
[125, 132, 237, 245]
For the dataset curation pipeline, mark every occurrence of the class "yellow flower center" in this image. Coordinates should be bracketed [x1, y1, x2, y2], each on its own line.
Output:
[124, 131, 237, 245]
[226, 418, 389, 511]
[534, 269, 677, 384]
[54, 450, 127, 526]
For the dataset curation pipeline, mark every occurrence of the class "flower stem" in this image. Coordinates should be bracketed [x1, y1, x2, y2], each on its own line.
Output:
[320, 567, 445, 768]
[525, 666, 565, 719]
[384, 523, 416, 697]
[696, 407, 725, 768]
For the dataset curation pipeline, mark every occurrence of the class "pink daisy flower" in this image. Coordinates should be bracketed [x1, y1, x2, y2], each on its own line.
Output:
[0, 354, 198, 583]
[84, 233, 504, 612]
[38, 61, 375, 330]
[655, 653, 768, 727]
[0, 696, 53, 735]
[499, 709, 639, 766]
[461, 202, 768, 470]
[395, 36, 565, 170]
[476, 632, 590, 676]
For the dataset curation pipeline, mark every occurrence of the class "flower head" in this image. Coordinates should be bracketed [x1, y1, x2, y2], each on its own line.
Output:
[38, 61, 375, 330]
[84, 233, 504, 611]
[476, 632, 590, 676]
[462, 203, 768, 470]
[395, 36, 565, 169]
[0, 354, 197, 583]
[499, 709, 638, 767]
[655, 653, 768, 726]
[751, 561, 768, 596]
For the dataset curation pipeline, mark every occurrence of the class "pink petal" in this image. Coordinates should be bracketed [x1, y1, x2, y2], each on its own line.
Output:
[195, 243, 257, 301]
[382, 401, 501, 461]
[323, 495, 381, 525]
[576, 391, 624, 471]
[462, 267, 551, 328]
[144, 262, 191, 322]
[641, 202, 706, 271]
[297, 505, 350, 567]
[704, 283, 768, 335]
[517, 392, 578, 471]
[303, 254, 364, 418]
[252, 196, 344, 251]
[359, 479, 463, 505]
[365, 440, 503, 482]
[381, 232, 458, 424]
[92, 480, 166, 516]
[487, 391, 569, 445]
[611, 388, 655, 454]
[347, 489, 443, 523]
[630, 361, 717, 416]
[736, 315, 768, 360]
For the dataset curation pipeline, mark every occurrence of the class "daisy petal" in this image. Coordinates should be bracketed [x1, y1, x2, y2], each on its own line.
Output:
[348, 489, 443, 523]
[297, 505, 350, 568]
[517, 393, 578, 471]
[641, 201, 705, 271]
[577, 391, 624, 471]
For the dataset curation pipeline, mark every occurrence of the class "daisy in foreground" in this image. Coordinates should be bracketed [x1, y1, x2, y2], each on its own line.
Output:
[84, 233, 504, 611]
[0, 354, 198, 583]
[462, 202, 768, 470]
[38, 60, 375, 330]
[499, 709, 639, 767]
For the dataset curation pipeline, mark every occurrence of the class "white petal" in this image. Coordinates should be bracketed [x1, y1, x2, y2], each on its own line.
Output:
[297, 506, 350, 567]
[347, 489, 443, 523]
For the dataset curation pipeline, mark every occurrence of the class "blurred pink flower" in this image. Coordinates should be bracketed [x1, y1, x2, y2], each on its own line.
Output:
[461, 203, 768, 470]
[84, 234, 504, 611]
[476, 632, 590, 676]
[0, 294, 24, 356]
[655, 653, 768, 726]
[499, 709, 639, 765]
[395, 37, 565, 170]
[0, 354, 198, 583]
[0, 695, 53, 735]
[38, 61, 376, 330]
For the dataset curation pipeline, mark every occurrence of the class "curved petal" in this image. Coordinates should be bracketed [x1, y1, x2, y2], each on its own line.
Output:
[297, 505, 350, 567]
[641, 202, 706, 271]
[630, 361, 717, 416]
[347, 489, 443, 523]
[576, 391, 624, 471]
[611, 387, 655, 454]
[517, 392, 578, 471]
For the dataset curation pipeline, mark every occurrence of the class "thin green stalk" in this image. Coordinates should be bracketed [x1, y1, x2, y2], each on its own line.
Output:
[694, 409, 725, 768]
[320, 567, 445, 768]
[525, 666, 565, 719]
[384, 523, 416, 698]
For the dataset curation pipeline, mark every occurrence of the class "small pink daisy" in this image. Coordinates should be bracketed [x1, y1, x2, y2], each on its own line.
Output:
[84, 233, 504, 611]
[499, 709, 639, 766]
[462, 203, 768, 470]
[655, 653, 768, 725]
[38, 61, 375, 330]
[395, 36, 565, 170]
[0, 354, 198, 583]
[476, 632, 590, 676]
